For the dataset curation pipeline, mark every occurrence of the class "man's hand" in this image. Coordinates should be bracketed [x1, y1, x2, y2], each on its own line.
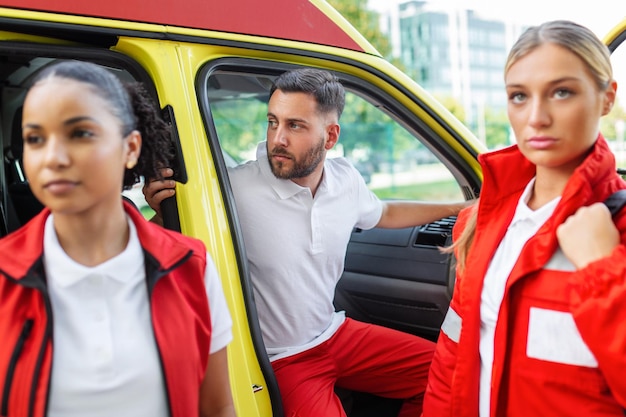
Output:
[556, 203, 620, 269]
[143, 167, 176, 223]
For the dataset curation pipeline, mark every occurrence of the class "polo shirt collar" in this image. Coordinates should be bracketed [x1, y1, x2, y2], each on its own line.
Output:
[43, 214, 143, 288]
[510, 177, 561, 228]
[256, 141, 321, 199]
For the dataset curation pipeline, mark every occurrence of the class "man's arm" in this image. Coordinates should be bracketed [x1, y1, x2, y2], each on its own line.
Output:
[376, 200, 474, 229]
[142, 167, 176, 226]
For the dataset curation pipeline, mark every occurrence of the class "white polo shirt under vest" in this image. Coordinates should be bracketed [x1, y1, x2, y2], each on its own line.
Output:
[229, 142, 383, 361]
[44, 214, 232, 417]
[479, 178, 560, 417]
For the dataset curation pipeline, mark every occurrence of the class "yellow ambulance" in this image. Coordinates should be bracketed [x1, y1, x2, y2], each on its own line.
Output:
[6, 2, 623, 417]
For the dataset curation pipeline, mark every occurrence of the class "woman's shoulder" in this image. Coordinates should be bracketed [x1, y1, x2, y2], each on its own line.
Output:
[129, 210, 207, 262]
[453, 203, 477, 237]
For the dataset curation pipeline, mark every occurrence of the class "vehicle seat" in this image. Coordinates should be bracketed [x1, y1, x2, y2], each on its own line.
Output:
[4, 107, 44, 230]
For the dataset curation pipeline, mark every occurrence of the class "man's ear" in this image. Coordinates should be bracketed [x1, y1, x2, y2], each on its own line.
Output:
[325, 123, 340, 150]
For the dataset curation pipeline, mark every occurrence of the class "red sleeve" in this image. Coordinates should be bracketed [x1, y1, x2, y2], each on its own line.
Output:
[569, 243, 626, 408]
[422, 205, 474, 416]
[422, 299, 461, 416]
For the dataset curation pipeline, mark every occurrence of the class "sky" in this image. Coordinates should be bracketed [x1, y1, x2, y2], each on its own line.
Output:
[366, 0, 624, 39]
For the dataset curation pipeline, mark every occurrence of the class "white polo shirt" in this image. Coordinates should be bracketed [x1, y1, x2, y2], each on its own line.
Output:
[44, 215, 232, 417]
[479, 178, 559, 417]
[229, 142, 383, 360]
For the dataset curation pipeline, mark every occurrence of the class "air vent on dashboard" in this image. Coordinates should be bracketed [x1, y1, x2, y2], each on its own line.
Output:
[414, 215, 456, 248]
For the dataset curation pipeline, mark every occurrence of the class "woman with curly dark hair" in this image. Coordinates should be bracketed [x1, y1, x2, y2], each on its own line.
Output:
[0, 60, 236, 417]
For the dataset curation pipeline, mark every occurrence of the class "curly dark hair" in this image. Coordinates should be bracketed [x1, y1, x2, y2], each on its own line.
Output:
[32, 60, 174, 190]
[122, 81, 173, 188]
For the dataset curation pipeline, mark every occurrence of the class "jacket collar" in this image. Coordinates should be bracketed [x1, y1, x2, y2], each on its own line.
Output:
[0, 200, 192, 280]
[464, 134, 621, 296]
[123, 200, 193, 271]
[478, 134, 618, 211]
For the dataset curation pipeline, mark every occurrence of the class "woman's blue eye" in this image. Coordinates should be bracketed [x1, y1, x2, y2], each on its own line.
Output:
[509, 92, 526, 104]
[554, 89, 572, 99]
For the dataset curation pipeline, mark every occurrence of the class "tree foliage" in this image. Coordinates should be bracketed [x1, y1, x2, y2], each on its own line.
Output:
[324, 0, 418, 161]
[483, 109, 510, 149]
[433, 94, 466, 124]
[601, 97, 626, 140]
[327, 0, 392, 58]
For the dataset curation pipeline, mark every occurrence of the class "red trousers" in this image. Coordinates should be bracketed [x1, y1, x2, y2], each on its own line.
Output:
[271, 318, 435, 417]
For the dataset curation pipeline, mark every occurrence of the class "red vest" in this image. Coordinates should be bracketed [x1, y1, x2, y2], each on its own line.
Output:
[0, 202, 212, 417]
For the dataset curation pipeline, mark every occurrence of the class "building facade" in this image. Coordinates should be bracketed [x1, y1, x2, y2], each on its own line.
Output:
[391, 1, 525, 142]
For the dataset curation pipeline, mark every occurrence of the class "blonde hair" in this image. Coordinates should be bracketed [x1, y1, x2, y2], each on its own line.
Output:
[452, 20, 613, 272]
[505, 20, 612, 90]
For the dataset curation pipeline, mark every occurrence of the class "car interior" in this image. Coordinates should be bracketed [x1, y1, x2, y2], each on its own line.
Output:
[0, 50, 151, 233]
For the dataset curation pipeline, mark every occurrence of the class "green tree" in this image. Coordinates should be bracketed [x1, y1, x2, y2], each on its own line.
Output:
[601, 97, 626, 140]
[483, 109, 510, 149]
[433, 94, 466, 124]
[327, 0, 390, 55]
[325, 0, 414, 162]
[327, 0, 402, 68]
[339, 92, 416, 169]
[434, 94, 509, 150]
[210, 98, 268, 162]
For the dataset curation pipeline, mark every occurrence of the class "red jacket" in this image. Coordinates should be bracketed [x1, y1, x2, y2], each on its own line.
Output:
[423, 136, 626, 416]
[0, 202, 212, 417]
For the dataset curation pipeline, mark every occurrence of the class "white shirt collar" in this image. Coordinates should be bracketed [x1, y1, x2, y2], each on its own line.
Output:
[256, 141, 331, 199]
[510, 177, 561, 228]
[43, 214, 144, 288]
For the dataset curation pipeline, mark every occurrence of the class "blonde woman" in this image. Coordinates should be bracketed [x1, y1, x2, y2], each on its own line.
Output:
[423, 20, 625, 416]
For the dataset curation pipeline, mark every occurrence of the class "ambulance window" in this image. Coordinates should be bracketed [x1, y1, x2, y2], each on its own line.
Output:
[338, 90, 463, 201]
[205, 69, 463, 202]
[0, 54, 155, 235]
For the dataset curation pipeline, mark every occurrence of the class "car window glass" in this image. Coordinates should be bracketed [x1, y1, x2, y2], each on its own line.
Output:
[206, 69, 463, 202]
[0, 53, 155, 236]
[339, 90, 463, 201]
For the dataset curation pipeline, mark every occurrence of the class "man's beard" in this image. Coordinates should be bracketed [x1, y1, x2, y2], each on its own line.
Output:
[268, 138, 325, 180]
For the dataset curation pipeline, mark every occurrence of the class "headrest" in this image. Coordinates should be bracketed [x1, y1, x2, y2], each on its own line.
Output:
[10, 106, 23, 158]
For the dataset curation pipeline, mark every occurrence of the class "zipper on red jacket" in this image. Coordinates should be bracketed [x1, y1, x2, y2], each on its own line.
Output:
[1, 319, 34, 416]
[145, 248, 194, 417]
[28, 273, 53, 417]
[28, 308, 52, 417]
[6, 261, 54, 417]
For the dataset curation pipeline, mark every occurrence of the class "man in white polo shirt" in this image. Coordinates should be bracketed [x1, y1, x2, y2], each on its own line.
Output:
[144, 68, 470, 417]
